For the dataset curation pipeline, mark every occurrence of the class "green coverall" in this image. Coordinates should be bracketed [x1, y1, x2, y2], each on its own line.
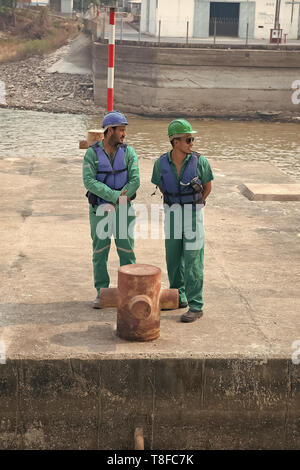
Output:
[82, 141, 140, 292]
[151, 151, 214, 311]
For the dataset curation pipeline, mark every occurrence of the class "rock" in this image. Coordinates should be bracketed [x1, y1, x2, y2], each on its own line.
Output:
[0, 39, 105, 116]
[61, 81, 70, 93]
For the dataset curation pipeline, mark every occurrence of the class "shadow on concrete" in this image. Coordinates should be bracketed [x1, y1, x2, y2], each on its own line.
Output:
[0, 301, 116, 327]
[51, 324, 118, 353]
[160, 312, 183, 323]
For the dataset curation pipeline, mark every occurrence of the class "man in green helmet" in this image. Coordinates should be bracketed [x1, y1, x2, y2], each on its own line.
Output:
[151, 119, 214, 322]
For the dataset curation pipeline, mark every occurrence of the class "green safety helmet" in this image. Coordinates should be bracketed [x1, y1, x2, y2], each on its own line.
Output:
[168, 118, 197, 141]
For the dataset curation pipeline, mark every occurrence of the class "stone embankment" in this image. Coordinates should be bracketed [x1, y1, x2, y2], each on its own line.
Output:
[0, 41, 104, 115]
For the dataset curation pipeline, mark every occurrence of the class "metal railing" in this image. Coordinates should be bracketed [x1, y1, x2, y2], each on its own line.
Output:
[92, 14, 298, 48]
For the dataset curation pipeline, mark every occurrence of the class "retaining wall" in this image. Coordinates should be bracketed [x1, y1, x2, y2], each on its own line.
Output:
[93, 41, 300, 117]
[0, 357, 299, 449]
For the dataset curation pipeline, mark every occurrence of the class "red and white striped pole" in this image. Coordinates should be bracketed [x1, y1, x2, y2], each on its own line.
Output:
[107, 7, 115, 112]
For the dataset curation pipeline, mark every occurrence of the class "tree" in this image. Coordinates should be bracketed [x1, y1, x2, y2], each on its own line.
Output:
[0, 0, 17, 30]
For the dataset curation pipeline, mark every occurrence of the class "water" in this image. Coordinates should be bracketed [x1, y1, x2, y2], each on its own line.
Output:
[0, 108, 299, 180]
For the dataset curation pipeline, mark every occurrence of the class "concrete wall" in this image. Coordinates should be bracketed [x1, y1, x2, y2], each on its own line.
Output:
[254, 0, 299, 40]
[299, 3, 300, 38]
[239, 1, 255, 39]
[61, 0, 73, 15]
[140, 0, 300, 40]
[157, 0, 194, 37]
[0, 358, 299, 449]
[93, 41, 300, 117]
[141, 0, 157, 35]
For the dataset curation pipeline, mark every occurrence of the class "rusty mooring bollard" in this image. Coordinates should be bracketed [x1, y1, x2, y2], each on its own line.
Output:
[134, 427, 144, 450]
[100, 264, 178, 341]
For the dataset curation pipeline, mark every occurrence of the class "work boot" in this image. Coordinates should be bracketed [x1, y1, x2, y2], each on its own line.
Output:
[180, 309, 203, 323]
[92, 292, 101, 309]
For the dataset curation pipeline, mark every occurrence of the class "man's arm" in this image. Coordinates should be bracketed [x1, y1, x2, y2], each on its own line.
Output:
[198, 156, 214, 203]
[120, 146, 140, 199]
[150, 158, 164, 195]
[151, 158, 161, 186]
[82, 146, 122, 204]
[202, 181, 212, 202]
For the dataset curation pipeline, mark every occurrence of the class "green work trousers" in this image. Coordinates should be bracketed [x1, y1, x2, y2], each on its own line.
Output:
[164, 206, 205, 312]
[89, 203, 136, 292]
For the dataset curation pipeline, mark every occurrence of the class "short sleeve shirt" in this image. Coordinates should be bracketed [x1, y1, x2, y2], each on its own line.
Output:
[151, 151, 214, 186]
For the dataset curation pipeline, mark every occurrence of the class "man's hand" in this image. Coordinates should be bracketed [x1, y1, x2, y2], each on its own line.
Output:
[202, 181, 212, 203]
[117, 189, 130, 205]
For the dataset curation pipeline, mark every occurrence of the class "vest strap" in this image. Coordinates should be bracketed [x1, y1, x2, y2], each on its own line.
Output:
[164, 190, 195, 196]
[97, 167, 127, 175]
[160, 152, 203, 207]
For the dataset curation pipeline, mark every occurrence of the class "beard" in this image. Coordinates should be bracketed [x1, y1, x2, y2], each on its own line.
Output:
[109, 131, 123, 147]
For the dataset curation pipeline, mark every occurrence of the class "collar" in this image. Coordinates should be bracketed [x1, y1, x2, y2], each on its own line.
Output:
[168, 150, 192, 163]
[100, 140, 119, 159]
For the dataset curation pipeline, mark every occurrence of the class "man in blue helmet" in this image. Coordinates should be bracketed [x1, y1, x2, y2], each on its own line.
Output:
[82, 111, 140, 308]
[151, 119, 214, 323]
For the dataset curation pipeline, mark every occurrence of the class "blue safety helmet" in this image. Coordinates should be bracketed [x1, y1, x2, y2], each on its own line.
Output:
[102, 110, 128, 130]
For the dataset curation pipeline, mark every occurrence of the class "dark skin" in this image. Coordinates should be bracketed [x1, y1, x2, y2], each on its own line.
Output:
[160, 134, 212, 202]
[103, 125, 126, 157]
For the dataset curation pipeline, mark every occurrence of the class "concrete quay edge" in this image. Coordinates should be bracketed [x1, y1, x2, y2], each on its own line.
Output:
[0, 356, 299, 450]
[0, 156, 299, 449]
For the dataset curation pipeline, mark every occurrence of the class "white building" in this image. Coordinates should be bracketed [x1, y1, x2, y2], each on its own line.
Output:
[141, 0, 300, 40]
[17, 0, 49, 5]
[61, 0, 73, 14]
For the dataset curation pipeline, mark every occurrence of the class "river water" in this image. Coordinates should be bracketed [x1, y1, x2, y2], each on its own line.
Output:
[0, 108, 299, 180]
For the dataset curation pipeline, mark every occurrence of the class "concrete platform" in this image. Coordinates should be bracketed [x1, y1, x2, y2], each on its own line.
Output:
[240, 183, 300, 201]
[46, 34, 92, 75]
[0, 155, 299, 449]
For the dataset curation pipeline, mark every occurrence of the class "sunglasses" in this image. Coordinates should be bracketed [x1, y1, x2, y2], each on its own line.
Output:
[177, 137, 195, 144]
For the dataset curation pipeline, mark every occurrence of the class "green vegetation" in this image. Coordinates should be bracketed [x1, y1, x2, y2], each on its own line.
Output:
[0, 0, 18, 30]
[0, 6, 81, 63]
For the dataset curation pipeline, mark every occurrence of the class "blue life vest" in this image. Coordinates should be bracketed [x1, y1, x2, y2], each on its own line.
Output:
[87, 143, 134, 206]
[160, 152, 203, 206]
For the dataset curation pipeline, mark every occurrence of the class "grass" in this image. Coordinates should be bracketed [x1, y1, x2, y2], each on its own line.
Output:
[0, 8, 81, 63]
